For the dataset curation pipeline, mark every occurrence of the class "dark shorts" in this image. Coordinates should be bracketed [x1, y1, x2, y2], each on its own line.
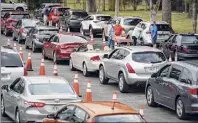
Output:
[152, 38, 157, 44]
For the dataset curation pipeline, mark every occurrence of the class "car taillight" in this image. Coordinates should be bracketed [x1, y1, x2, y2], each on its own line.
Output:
[90, 118, 95, 123]
[24, 101, 46, 108]
[90, 55, 100, 61]
[188, 88, 198, 97]
[126, 63, 135, 73]
[20, 28, 25, 33]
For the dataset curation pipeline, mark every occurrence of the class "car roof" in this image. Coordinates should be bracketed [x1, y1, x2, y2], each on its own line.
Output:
[122, 46, 161, 52]
[8, 11, 29, 15]
[71, 101, 138, 115]
[52, 7, 70, 9]
[172, 61, 198, 71]
[1, 46, 18, 54]
[36, 25, 57, 30]
[22, 76, 69, 84]
[142, 21, 168, 25]
[21, 18, 40, 22]
[116, 16, 142, 20]
[92, 14, 111, 17]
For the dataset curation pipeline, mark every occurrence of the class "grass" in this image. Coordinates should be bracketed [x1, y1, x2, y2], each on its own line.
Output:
[101, 10, 198, 33]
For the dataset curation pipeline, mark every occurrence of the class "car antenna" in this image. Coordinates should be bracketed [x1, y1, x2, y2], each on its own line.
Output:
[111, 90, 117, 110]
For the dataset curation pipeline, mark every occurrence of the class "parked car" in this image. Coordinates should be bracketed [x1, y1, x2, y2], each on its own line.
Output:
[34, 3, 61, 19]
[1, 10, 15, 18]
[42, 33, 88, 63]
[61, 9, 88, 32]
[1, 0, 28, 11]
[99, 46, 167, 93]
[102, 16, 142, 41]
[1, 11, 30, 36]
[129, 21, 174, 46]
[70, 43, 111, 77]
[48, 7, 70, 26]
[80, 14, 112, 37]
[12, 19, 41, 43]
[42, 101, 146, 123]
[162, 33, 198, 61]
[1, 76, 81, 123]
[145, 60, 198, 119]
[25, 25, 59, 52]
[1, 45, 25, 86]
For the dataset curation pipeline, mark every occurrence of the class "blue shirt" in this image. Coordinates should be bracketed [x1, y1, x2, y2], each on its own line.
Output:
[151, 25, 158, 40]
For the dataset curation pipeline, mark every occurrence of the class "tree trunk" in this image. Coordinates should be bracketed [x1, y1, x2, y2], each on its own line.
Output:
[188, 3, 192, 18]
[132, 1, 137, 11]
[108, 0, 115, 11]
[87, 0, 97, 12]
[102, 0, 105, 11]
[192, 0, 197, 33]
[115, 0, 119, 17]
[184, 0, 188, 13]
[162, 0, 172, 26]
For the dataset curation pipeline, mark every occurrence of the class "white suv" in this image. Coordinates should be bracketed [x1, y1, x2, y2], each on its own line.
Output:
[1, 46, 25, 86]
[128, 21, 174, 46]
[80, 14, 112, 37]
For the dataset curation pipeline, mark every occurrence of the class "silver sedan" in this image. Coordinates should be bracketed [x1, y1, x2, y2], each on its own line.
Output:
[1, 76, 81, 123]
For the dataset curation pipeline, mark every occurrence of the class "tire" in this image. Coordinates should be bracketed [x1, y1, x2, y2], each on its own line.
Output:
[25, 39, 29, 49]
[42, 49, 47, 59]
[32, 43, 37, 53]
[146, 86, 157, 107]
[15, 108, 21, 123]
[69, 59, 76, 71]
[176, 97, 187, 120]
[118, 73, 129, 93]
[1, 98, 6, 117]
[99, 66, 109, 84]
[16, 7, 24, 11]
[82, 63, 90, 77]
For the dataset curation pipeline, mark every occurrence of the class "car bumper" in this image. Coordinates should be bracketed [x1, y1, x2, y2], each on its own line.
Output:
[86, 61, 101, 72]
[20, 110, 47, 123]
[56, 53, 71, 60]
[92, 28, 102, 34]
[68, 22, 81, 29]
[34, 40, 43, 49]
[126, 73, 151, 85]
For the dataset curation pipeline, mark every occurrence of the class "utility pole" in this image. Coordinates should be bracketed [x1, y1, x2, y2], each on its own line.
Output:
[192, 0, 197, 33]
[115, 0, 119, 17]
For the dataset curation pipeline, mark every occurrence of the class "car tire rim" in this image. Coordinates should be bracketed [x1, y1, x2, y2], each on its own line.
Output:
[99, 67, 104, 82]
[16, 110, 20, 123]
[53, 53, 56, 63]
[176, 99, 183, 117]
[147, 88, 152, 104]
[1, 99, 5, 115]
[69, 59, 73, 69]
[119, 75, 124, 91]
[83, 64, 87, 75]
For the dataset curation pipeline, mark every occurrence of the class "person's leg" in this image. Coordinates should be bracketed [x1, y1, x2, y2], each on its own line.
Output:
[133, 36, 137, 46]
[112, 40, 115, 49]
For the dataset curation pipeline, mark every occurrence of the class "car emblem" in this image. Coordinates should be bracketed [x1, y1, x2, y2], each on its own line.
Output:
[54, 99, 60, 103]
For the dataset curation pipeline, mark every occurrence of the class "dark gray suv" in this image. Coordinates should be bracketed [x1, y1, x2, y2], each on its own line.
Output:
[145, 61, 198, 120]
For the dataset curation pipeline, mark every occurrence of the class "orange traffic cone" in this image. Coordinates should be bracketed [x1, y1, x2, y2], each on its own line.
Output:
[139, 105, 144, 117]
[19, 46, 24, 61]
[7, 39, 10, 46]
[84, 80, 92, 102]
[73, 72, 80, 95]
[53, 63, 58, 76]
[169, 54, 172, 62]
[112, 90, 118, 102]
[26, 52, 33, 71]
[14, 43, 17, 50]
[39, 56, 45, 76]
[24, 67, 28, 76]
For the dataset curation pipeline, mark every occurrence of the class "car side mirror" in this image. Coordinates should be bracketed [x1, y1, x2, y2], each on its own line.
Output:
[47, 113, 56, 119]
[2, 85, 9, 92]
[78, 95, 82, 97]
[103, 54, 109, 59]
[151, 73, 157, 78]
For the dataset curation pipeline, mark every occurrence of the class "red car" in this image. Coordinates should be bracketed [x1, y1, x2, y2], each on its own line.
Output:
[1, 11, 30, 36]
[48, 7, 70, 26]
[42, 33, 88, 63]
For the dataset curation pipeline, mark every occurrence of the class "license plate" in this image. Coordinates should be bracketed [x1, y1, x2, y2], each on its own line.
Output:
[1, 74, 8, 78]
[144, 66, 159, 73]
[52, 106, 60, 111]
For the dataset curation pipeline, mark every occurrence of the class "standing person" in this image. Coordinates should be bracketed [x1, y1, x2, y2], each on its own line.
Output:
[151, 21, 158, 48]
[108, 23, 115, 50]
[43, 7, 49, 25]
[114, 20, 124, 36]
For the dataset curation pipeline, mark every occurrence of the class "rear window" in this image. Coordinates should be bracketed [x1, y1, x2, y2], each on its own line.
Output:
[39, 29, 59, 35]
[60, 35, 88, 43]
[96, 16, 112, 21]
[28, 83, 75, 95]
[132, 52, 166, 63]
[94, 114, 144, 122]
[1, 52, 23, 67]
[123, 18, 142, 26]
[72, 12, 88, 18]
[22, 20, 40, 27]
[10, 14, 30, 19]
[181, 35, 198, 44]
[57, 8, 68, 13]
[156, 24, 172, 31]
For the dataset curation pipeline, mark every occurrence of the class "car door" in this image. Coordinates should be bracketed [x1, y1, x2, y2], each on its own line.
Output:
[49, 36, 60, 58]
[82, 16, 93, 30]
[70, 106, 90, 123]
[153, 65, 172, 104]
[25, 28, 33, 46]
[163, 65, 183, 108]
[44, 35, 55, 57]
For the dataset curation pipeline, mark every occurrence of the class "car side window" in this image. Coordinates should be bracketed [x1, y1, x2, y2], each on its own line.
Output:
[72, 107, 88, 122]
[52, 36, 59, 43]
[159, 65, 171, 77]
[165, 35, 174, 42]
[16, 21, 21, 28]
[109, 49, 120, 59]
[18, 81, 25, 94]
[141, 23, 146, 30]
[11, 79, 22, 93]
[180, 68, 193, 85]
[169, 65, 182, 80]
[57, 105, 75, 120]
[77, 45, 88, 52]
[117, 49, 130, 60]
[10, 78, 21, 91]
[49, 35, 55, 42]
[172, 36, 177, 43]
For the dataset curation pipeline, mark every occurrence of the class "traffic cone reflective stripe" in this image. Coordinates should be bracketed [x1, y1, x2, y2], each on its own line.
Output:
[26, 52, 33, 71]
[84, 80, 92, 102]
[112, 91, 117, 102]
[39, 57, 45, 76]
[169, 54, 172, 62]
[73, 72, 80, 95]
[53, 63, 58, 76]
[139, 105, 144, 117]
[19, 46, 24, 61]
[7, 39, 10, 46]
[74, 72, 78, 79]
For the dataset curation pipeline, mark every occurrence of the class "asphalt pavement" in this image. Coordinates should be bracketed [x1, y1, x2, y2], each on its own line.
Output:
[1, 32, 198, 123]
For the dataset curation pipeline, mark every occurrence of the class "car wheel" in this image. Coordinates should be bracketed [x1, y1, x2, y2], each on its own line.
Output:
[32, 43, 37, 53]
[99, 66, 109, 84]
[1, 98, 6, 117]
[16, 7, 24, 11]
[83, 63, 90, 77]
[15, 108, 21, 123]
[53, 52, 59, 64]
[146, 86, 157, 107]
[176, 97, 187, 119]
[12, 33, 16, 41]
[69, 59, 76, 71]
[118, 73, 129, 93]
[42, 49, 47, 59]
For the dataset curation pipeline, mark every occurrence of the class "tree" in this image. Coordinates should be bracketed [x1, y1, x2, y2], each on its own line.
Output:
[162, 0, 172, 26]
[108, 0, 115, 11]
[192, 0, 197, 33]
[86, 0, 97, 12]
[131, 0, 143, 11]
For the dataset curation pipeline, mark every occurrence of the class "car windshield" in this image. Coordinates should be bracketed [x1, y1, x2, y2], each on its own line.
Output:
[10, 14, 30, 19]
[1, 52, 23, 67]
[156, 24, 172, 31]
[132, 52, 166, 63]
[123, 18, 142, 26]
[181, 36, 198, 44]
[94, 114, 144, 122]
[22, 20, 40, 27]
[60, 35, 88, 43]
[39, 29, 59, 35]
[96, 16, 112, 21]
[29, 83, 75, 95]
[58, 8, 68, 13]
[72, 12, 88, 18]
